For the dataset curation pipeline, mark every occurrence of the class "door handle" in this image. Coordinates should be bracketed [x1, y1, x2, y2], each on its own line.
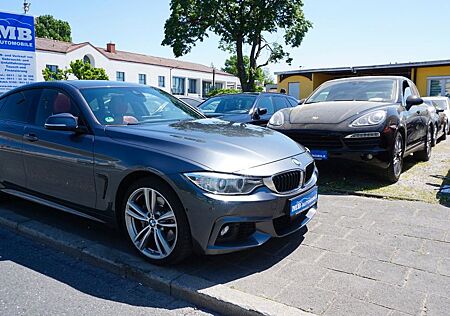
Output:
[23, 133, 39, 142]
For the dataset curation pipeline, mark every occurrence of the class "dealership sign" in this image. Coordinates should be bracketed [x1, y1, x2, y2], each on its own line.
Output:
[0, 11, 36, 94]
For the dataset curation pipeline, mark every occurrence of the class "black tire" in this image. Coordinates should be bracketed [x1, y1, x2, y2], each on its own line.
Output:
[415, 126, 432, 162]
[385, 132, 404, 183]
[431, 125, 437, 147]
[120, 177, 192, 265]
[441, 121, 448, 140]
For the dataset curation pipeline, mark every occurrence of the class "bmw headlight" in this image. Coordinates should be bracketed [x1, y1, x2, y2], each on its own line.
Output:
[350, 110, 386, 127]
[269, 111, 285, 126]
[185, 172, 263, 195]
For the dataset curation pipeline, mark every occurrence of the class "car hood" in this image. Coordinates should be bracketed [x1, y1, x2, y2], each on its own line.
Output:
[290, 101, 393, 124]
[105, 119, 304, 173]
[202, 112, 250, 123]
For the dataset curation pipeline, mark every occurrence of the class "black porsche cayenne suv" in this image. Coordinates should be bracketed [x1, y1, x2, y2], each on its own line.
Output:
[268, 76, 433, 183]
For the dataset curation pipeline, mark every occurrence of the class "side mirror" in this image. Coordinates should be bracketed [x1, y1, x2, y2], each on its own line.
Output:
[299, 99, 305, 105]
[436, 108, 445, 113]
[45, 113, 78, 131]
[405, 95, 423, 110]
[257, 108, 268, 116]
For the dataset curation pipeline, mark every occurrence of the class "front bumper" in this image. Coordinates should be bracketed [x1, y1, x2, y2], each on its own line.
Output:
[173, 153, 319, 255]
[278, 129, 395, 169]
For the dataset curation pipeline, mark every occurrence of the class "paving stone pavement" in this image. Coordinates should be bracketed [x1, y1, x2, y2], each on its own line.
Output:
[0, 194, 449, 315]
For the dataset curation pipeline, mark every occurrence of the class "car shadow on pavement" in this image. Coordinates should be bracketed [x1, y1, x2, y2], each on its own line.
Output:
[433, 170, 450, 207]
[0, 196, 306, 306]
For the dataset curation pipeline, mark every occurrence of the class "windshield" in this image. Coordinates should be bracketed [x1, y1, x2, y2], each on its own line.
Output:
[306, 79, 396, 104]
[199, 95, 257, 115]
[80, 86, 204, 125]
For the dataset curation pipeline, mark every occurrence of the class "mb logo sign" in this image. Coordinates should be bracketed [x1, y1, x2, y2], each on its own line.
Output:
[0, 12, 35, 52]
[0, 11, 36, 94]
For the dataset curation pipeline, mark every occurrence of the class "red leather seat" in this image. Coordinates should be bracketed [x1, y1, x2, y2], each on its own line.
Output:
[53, 93, 72, 114]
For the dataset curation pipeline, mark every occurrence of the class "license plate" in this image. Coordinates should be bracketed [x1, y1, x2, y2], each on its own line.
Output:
[290, 187, 318, 217]
[310, 150, 328, 160]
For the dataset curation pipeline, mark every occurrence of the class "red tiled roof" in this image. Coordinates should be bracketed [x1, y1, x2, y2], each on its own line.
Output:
[35, 38, 234, 77]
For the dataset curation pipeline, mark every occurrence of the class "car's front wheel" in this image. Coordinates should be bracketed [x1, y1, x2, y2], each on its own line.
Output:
[385, 132, 404, 183]
[121, 177, 192, 265]
[415, 126, 432, 162]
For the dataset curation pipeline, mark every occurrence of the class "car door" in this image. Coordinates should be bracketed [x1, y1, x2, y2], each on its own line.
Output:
[252, 95, 275, 126]
[403, 81, 424, 148]
[0, 90, 38, 190]
[22, 88, 96, 209]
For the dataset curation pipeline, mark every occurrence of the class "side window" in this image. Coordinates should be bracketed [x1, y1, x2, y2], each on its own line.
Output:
[34, 89, 82, 127]
[273, 96, 289, 112]
[257, 96, 274, 115]
[0, 90, 38, 123]
[402, 81, 412, 104]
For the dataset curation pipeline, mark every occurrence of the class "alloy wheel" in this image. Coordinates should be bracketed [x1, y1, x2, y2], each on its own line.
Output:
[125, 188, 178, 260]
[392, 134, 403, 178]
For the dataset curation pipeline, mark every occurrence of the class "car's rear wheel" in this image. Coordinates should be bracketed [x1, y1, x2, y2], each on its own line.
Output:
[121, 177, 192, 265]
[415, 126, 432, 162]
[385, 132, 404, 183]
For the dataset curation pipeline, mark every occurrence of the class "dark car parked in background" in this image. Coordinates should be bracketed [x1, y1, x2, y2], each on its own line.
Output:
[177, 96, 204, 107]
[268, 76, 433, 183]
[0, 81, 318, 264]
[423, 98, 448, 146]
[198, 92, 298, 126]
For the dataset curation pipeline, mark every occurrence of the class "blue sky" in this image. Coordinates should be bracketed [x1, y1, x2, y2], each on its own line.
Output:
[2, 0, 450, 75]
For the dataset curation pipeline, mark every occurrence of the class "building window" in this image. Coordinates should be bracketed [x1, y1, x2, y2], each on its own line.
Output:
[202, 81, 213, 96]
[188, 79, 197, 94]
[158, 76, 165, 87]
[215, 82, 224, 90]
[428, 77, 450, 97]
[172, 77, 185, 95]
[116, 71, 125, 82]
[83, 55, 93, 65]
[46, 64, 58, 73]
[139, 74, 147, 85]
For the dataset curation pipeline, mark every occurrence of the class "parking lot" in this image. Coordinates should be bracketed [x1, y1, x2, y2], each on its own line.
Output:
[1, 174, 449, 315]
[319, 138, 450, 207]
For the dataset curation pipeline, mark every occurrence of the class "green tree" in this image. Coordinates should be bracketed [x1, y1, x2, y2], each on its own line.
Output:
[68, 60, 109, 80]
[162, 0, 311, 92]
[222, 55, 274, 87]
[42, 60, 109, 81]
[35, 15, 72, 42]
[42, 67, 70, 81]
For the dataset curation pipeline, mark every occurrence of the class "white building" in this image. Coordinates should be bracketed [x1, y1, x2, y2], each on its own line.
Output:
[35, 38, 239, 98]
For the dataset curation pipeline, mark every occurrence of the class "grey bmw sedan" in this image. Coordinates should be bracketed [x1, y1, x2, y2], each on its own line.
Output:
[0, 81, 318, 264]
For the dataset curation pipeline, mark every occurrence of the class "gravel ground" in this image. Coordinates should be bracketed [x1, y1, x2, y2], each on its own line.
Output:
[317, 137, 450, 206]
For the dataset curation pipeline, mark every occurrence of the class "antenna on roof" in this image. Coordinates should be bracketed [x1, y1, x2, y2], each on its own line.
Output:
[23, 0, 31, 14]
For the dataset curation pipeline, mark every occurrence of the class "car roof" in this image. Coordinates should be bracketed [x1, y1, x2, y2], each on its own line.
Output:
[326, 76, 408, 83]
[210, 92, 295, 98]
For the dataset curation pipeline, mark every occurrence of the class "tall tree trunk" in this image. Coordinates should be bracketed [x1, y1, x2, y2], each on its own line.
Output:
[236, 37, 250, 91]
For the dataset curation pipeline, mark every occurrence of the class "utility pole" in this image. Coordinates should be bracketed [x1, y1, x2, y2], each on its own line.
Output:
[211, 63, 216, 88]
[23, 0, 31, 14]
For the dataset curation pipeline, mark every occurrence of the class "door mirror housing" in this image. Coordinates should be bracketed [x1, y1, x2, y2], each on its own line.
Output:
[405, 95, 423, 110]
[299, 99, 305, 105]
[45, 113, 78, 132]
[252, 107, 268, 120]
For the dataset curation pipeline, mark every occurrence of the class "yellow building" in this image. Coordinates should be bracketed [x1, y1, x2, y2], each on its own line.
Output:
[276, 60, 450, 100]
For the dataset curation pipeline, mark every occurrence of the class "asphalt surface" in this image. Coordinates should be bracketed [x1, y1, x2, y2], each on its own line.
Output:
[0, 226, 211, 316]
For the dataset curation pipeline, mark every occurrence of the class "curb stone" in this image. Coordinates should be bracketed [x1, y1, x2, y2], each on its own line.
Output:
[0, 207, 314, 316]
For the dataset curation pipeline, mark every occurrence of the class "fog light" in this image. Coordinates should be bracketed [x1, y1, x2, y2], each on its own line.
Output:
[367, 154, 373, 160]
[220, 225, 230, 236]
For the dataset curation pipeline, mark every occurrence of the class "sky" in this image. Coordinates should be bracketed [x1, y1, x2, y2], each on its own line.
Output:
[2, 0, 450, 76]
